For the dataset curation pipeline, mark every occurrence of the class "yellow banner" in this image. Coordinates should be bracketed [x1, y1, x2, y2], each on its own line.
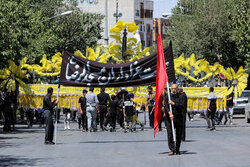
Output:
[19, 84, 226, 111]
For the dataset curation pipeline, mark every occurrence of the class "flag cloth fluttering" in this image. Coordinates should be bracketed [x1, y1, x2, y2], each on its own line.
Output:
[154, 34, 168, 137]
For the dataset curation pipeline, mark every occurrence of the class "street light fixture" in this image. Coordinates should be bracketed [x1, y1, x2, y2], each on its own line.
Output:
[41, 10, 73, 23]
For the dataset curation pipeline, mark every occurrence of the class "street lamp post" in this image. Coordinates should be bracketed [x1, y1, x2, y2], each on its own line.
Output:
[113, 0, 122, 23]
[40, 10, 73, 23]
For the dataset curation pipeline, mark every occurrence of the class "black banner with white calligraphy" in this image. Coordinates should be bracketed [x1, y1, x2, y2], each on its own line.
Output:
[59, 42, 175, 87]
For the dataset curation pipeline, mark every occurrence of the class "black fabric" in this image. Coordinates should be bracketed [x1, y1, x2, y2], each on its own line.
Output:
[227, 92, 234, 107]
[209, 99, 217, 111]
[99, 105, 107, 129]
[179, 92, 188, 140]
[165, 93, 183, 117]
[123, 100, 135, 117]
[148, 106, 154, 128]
[43, 94, 57, 112]
[78, 97, 87, 111]
[78, 112, 88, 130]
[59, 43, 175, 87]
[97, 92, 110, 105]
[166, 115, 183, 152]
[44, 110, 54, 142]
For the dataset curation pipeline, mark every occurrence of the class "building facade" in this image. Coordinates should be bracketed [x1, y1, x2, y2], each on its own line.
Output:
[77, 0, 154, 49]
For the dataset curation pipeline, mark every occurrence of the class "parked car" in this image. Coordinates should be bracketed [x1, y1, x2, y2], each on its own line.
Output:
[233, 90, 250, 114]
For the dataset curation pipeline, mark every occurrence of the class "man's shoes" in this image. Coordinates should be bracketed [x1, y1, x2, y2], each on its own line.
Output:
[210, 128, 216, 131]
[45, 141, 54, 145]
[168, 151, 175, 156]
[176, 151, 181, 155]
[224, 120, 227, 125]
[82, 129, 86, 132]
[141, 125, 144, 131]
[230, 122, 233, 125]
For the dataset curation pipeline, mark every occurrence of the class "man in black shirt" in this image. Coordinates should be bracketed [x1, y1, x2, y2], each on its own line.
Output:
[123, 94, 136, 133]
[78, 89, 88, 132]
[43, 87, 58, 145]
[104, 95, 120, 132]
[97, 87, 111, 131]
[178, 87, 188, 141]
[226, 91, 234, 125]
[165, 84, 183, 155]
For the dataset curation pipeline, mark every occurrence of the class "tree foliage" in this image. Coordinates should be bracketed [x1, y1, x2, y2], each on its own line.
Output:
[167, 0, 249, 72]
[0, 0, 104, 68]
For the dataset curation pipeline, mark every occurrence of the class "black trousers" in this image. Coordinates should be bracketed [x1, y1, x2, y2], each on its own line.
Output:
[3, 108, 11, 131]
[117, 110, 124, 128]
[148, 106, 154, 127]
[44, 110, 54, 142]
[182, 112, 187, 141]
[99, 105, 107, 129]
[78, 112, 88, 130]
[166, 115, 183, 152]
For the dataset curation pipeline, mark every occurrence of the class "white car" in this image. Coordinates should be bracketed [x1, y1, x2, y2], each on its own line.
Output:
[233, 90, 250, 115]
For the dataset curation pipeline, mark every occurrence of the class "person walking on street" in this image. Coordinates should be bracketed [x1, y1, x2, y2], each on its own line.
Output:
[165, 84, 183, 155]
[97, 87, 111, 131]
[86, 87, 99, 132]
[123, 94, 136, 133]
[205, 87, 217, 131]
[178, 87, 188, 141]
[43, 87, 58, 145]
[78, 89, 88, 132]
[147, 86, 155, 128]
[226, 90, 234, 125]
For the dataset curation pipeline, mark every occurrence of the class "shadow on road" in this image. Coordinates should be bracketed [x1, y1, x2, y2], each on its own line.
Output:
[0, 155, 46, 167]
[79, 139, 168, 144]
[159, 150, 197, 155]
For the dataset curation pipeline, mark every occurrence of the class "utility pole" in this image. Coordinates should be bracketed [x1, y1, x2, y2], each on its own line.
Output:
[113, 0, 122, 23]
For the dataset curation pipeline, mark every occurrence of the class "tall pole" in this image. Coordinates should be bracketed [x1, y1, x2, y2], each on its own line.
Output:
[105, 0, 109, 45]
[116, 0, 118, 23]
[54, 84, 60, 145]
[166, 82, 176, 142]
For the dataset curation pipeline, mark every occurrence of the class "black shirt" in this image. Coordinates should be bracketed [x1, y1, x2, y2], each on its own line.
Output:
[165, 93, 183, 117]
[227, 92, 234, 107]
[79, 97, 87, 111]
[123, 100, 135, 116]
[109, 100, 120, 114]
[179, 92, 188, 114]
[97, 92, 111, 106]
[43, 94, 57, 111]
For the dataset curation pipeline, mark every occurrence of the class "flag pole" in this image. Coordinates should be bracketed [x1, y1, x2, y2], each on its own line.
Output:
[54, 84, 60, 145]
[166, 82, 176, 142]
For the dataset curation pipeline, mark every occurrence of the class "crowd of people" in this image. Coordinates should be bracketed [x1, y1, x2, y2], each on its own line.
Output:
[0, 84, 234, 155]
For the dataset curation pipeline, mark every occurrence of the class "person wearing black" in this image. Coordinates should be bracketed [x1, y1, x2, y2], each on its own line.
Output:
[178, 87, 188, 141]
[104, 95, 120, 132]
[123, 94, 136, 133]
[2, 91, 13, 131]
[97, 87, 111, 131]
[165, 84, 183, 155]
[78, 89, 88, 132]
[226, 91, 234, 125]
[206, 87, 217, 131]
[147, 86, 155, 128]
[26, 108, 34, 128]
[43, 87, 58, 145]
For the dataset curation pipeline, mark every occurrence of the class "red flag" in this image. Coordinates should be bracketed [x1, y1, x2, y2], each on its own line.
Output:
[154, 34, 168, 137]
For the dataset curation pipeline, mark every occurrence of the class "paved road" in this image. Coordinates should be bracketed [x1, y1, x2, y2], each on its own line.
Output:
[1, 114, 250, 167]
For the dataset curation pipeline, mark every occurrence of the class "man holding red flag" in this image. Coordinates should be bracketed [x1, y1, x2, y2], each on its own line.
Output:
[154, 34, 183, 155]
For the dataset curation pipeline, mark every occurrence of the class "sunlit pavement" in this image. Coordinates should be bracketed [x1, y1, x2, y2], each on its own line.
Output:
[1, 113, 250, 167]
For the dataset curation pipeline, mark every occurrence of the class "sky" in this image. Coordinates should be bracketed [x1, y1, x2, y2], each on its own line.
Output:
[152, 0, 178, 18]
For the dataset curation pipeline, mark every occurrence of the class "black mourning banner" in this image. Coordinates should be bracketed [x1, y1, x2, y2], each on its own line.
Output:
[59, 42, 175, 87]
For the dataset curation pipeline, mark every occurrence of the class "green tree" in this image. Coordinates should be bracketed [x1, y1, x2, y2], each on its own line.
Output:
[230, 0, 250, 73]
[167, 0, 248, 70]
[0, 0, 104, 68]
[0, 0, 45, 67]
